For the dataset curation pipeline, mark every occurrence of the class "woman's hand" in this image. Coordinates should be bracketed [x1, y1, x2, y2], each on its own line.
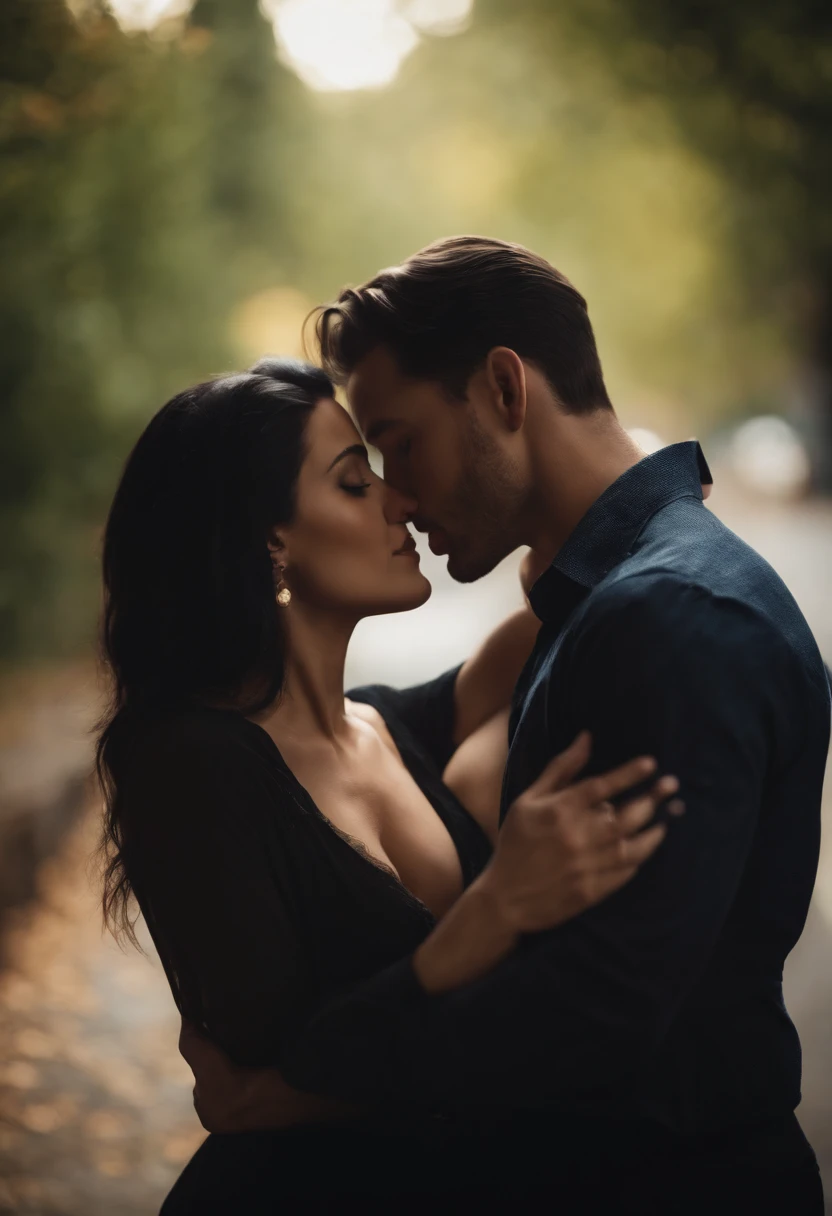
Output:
[413, 733, 678, 996]
[476, 731, 679, 935]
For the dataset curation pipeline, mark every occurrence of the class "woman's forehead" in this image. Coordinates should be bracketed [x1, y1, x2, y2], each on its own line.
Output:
[305, 397, 363, 465]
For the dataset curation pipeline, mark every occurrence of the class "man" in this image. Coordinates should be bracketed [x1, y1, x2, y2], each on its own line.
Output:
[185, 237, 829, 1212]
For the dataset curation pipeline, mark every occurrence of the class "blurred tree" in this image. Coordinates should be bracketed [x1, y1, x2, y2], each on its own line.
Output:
[2, 0, 828, 665]
[0, 0, 301, 662]
[187, 0, 309, 291]
[296, 6, 781, 437]
[494, 0, 832, 482]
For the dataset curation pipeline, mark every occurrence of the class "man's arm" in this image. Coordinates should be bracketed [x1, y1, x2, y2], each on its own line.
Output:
[275, 581, 800, 1112]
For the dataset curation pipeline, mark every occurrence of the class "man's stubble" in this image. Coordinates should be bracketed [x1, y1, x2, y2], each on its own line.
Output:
[445, 411, 526, 585]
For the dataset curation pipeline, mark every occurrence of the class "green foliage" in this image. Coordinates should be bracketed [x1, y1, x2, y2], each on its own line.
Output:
[490, 0, 832, 473]
[1, 0, 829, 661]
[294, 9, 791, 429]
[0, 0, 299, 659]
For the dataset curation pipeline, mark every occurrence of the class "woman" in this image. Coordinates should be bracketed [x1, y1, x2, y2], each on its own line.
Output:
[96, 358, 677, 1211]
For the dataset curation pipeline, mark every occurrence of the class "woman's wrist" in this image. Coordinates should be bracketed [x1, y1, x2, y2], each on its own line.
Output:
[411, 871, 520, 995]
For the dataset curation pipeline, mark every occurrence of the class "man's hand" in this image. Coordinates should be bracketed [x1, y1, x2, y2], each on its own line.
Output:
[179, 1018, 361, 1133]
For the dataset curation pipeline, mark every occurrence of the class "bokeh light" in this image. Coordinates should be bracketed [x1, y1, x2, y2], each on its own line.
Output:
[106, 0, 191, 31]
[628, 427, 666, 455]
[731, 416, 811, 500]
[262, 0, 474, 92]
[230, 287, 315, 363]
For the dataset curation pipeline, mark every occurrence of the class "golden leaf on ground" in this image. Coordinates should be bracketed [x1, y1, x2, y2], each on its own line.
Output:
[93, 1148, 131, 1178]
[0, 1060, 39, 1089]
[13, 1028, 59, 1060]
[84, 1109, 132, 1140]
[19, 1100, 74, 1133]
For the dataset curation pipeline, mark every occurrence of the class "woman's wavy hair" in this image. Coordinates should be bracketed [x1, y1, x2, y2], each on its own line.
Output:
[95, 357, 333, 945]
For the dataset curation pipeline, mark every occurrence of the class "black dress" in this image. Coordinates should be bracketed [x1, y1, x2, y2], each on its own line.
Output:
[121, 668, 493, 1212]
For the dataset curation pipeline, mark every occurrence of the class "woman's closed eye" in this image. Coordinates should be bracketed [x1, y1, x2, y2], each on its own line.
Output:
[340, 481, 372, 496]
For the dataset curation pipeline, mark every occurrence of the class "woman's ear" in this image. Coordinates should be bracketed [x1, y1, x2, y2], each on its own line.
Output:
[266, 527, 288, 572]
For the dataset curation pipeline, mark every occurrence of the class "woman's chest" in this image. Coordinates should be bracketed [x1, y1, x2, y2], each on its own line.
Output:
[288, 737, 464, 921]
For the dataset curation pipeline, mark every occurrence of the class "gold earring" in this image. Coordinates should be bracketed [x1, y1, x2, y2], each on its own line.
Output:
[275, 563, 291, 606]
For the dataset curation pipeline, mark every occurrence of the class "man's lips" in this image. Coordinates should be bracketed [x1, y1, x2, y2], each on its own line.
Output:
[427, 529, 449, 556]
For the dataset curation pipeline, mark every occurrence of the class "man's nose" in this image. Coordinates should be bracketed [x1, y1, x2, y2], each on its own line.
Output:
[383, 482, 419, 523]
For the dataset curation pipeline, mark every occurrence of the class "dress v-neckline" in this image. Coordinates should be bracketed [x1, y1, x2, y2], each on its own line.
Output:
[224, 709, 444, 924]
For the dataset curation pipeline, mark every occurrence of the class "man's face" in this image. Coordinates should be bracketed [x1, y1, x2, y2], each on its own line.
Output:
[348, 346, 522, 583]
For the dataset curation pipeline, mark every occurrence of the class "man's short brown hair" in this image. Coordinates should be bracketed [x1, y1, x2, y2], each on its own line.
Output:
[313, 235, 612, 413]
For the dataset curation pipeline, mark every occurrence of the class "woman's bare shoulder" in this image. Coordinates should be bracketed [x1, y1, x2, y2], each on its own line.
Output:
[344, 698, 398, 756]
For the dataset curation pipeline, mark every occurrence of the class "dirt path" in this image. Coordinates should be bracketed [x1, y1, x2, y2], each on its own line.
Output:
[0, 812, 203, 1215]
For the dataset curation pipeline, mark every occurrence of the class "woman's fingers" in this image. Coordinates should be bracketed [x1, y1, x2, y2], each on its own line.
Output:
[584, 780, 680, 856]
[532, 730, 593, 793]
[596, 822, 668, 873]
[615, 777, 681, 836]
[569, 755, 658, 806]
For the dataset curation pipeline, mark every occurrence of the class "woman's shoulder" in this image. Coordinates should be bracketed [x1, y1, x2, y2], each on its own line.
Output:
[133, 704, 246, 749]
[347, 667, 462, 774]
[344, 696, 398, 756]
[127, 706, 278, 785]
[122, 707, 299, 842]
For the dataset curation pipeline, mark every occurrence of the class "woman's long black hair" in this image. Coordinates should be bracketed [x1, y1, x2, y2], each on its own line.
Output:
[96, 357, 334, 944]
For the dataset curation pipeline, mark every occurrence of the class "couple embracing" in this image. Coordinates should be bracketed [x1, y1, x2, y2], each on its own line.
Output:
[97, 237, 829, 1213]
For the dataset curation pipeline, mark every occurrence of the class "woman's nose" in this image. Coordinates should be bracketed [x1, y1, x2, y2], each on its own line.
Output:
[383, 483, 418, 523]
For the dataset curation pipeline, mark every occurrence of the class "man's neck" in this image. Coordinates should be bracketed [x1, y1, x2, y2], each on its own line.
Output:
[522, 409, 644, 566]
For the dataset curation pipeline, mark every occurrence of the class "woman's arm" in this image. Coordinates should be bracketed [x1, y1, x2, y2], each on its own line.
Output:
[452, 608, 540, 746]
[440, 551, 550, 839]
[414, 743, 675, 993]
[451, 550, 547, 746]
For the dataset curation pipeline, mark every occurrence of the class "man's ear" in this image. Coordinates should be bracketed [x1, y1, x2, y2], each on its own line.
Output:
[484, 347, 527, 432]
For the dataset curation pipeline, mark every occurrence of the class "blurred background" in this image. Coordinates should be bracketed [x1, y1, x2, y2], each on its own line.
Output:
[0, 0, 831, 1211]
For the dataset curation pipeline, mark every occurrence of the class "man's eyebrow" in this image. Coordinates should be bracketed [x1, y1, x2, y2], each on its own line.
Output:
[363, 419, 399, 445]
[326, 443, 370, 473]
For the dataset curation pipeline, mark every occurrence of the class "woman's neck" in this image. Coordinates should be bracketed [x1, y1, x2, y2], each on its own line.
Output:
[255, 607, 356, 744]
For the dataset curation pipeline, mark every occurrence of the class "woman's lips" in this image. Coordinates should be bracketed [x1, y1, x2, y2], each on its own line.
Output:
[393, 536, 419, 559]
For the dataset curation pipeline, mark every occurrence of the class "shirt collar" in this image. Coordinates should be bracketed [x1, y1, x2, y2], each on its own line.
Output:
[528, 440, 712, 627]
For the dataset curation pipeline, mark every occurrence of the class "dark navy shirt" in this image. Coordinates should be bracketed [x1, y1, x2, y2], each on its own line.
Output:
[282, 442, 830, 1136]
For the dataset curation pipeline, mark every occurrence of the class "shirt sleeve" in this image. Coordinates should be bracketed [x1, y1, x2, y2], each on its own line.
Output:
[279, 581, 805, 1111]
[347, 664, 463, 773]
[122, 717, 312, 1069]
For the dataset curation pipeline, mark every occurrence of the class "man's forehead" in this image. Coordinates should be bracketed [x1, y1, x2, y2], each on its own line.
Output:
[347, 363, 406, 441]
[349, 353, 398, 408]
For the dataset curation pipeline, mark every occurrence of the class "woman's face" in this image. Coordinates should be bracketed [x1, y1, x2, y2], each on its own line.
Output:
[272, 397, 431, 618]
